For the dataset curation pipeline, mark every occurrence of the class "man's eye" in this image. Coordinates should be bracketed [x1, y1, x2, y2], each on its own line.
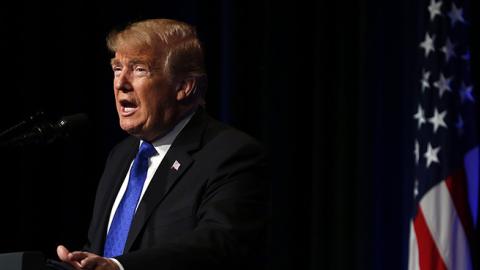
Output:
[112, 66, 122, 76]
[134, 66, 149, 76]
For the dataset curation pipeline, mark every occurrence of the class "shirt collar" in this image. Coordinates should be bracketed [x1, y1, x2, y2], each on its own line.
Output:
[140, 112, 195, 154]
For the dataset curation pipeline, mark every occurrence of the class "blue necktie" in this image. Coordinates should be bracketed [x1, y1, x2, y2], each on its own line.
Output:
[103, 141, 157, 257]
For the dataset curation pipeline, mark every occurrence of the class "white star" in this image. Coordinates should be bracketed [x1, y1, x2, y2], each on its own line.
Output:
[421, 70, 431, 92]
[460, 83, 475, 103]
[433, 73, 452, 97]
[414, 140, 420, 164]
[414, 178, 419, 197]
[424, 143, 441, 168]
[428, 0, 443, 21]
[441, 38, 456, 62]
[420, 33, 435, 57]
[448, 3, 466, 27]
[456, 115, 464, 136]
[413, 105, 426, 129]
[428, 108, 448, 133]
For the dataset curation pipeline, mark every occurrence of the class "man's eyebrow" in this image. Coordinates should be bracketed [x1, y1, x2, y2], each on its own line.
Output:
[110, 58, 120, 66]
[110, 58, 150, 66]
[129, 59, 150, 66]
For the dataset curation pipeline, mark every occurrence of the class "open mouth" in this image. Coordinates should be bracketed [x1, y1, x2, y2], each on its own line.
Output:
[119, 100, 139, 116]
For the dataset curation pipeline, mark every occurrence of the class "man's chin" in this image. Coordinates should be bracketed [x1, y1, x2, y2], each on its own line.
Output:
[120, 123, 153, 141]
[120, 121, 142, 136]
[119, 119, 164, 141]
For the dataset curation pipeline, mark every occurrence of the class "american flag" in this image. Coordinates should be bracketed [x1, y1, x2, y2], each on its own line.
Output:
[408, 0, 479, 269]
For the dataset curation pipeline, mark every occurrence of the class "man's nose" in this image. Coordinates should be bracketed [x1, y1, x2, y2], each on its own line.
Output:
[115, 72, 133, 92]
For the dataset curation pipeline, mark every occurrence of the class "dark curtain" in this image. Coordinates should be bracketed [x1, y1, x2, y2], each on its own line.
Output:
[0, 1, 478, 269]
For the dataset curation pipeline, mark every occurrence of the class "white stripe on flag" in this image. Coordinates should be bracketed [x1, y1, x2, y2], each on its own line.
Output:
[419, 181, 473, 270]
[408, 221, 420, 270]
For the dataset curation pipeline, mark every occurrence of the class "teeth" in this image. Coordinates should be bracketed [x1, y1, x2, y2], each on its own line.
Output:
[124, 107, 136, 112]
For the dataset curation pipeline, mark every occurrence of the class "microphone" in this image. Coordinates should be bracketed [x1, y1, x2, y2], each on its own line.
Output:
[0, 111, 45, 139]
[0, 113, 89, 148]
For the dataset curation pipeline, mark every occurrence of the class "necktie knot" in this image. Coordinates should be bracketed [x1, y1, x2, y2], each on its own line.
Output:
[138, 141, 157, 159]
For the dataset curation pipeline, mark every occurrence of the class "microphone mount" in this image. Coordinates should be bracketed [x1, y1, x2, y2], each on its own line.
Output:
[0, 112, 89, 148]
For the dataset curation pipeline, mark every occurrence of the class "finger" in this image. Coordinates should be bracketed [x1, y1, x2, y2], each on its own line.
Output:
[69, 251, 90, 261]
[80, 255, 101, 269]
[56, 246, 83, 270]
[82, 256, 118, 270]
[56, 245, 70, 261]
[57, 245, 82, 270]
[71, 261, 84, 270]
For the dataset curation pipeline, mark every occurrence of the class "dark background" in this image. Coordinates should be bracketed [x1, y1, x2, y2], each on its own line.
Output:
[0, 0, 478, 269]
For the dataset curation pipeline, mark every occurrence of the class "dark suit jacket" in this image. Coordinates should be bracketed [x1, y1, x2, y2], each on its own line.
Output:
[84, 108, 269, 270]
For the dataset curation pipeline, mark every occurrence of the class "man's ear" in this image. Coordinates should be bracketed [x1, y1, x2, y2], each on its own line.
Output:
[176, 77, 196, 101]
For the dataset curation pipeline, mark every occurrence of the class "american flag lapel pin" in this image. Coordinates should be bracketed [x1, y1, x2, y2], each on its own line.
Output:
[171, 160, 181, 171]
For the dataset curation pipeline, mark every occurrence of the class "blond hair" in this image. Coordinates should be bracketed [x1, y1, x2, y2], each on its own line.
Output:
[107, 19, 207, 95]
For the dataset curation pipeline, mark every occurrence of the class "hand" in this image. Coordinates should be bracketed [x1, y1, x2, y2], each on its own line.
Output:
[57, 245, 119, 270]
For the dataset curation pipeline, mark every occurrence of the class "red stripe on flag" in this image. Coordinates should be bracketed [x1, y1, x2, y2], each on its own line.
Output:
[413, 207, 448, 270]
[444, 169, 475, 244]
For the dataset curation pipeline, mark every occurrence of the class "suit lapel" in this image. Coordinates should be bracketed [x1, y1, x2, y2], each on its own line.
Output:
[124, 108, 207, 252]
[92, 138, 138, 253]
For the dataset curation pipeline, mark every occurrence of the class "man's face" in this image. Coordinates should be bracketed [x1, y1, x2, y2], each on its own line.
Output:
[111, 48, 179, 141]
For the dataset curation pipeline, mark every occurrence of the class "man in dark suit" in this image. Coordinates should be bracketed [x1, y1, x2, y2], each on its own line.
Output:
[56, 19, 268, 270]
